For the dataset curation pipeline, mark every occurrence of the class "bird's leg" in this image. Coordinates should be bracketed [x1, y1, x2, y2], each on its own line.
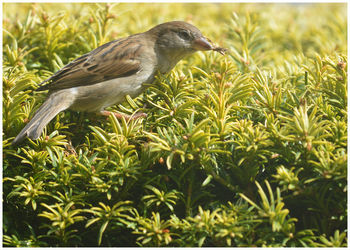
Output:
[64, 139, 77, 156]
[99, 110, 147, 121]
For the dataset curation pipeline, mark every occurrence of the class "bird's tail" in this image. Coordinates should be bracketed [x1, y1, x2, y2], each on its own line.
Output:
[12, 91, 73, 145]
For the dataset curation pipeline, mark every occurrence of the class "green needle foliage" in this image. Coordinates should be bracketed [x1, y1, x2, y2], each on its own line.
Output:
[3, 2, 347, 247]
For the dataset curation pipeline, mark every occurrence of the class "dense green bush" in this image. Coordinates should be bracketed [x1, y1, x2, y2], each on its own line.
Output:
[3, 3, 347, 247]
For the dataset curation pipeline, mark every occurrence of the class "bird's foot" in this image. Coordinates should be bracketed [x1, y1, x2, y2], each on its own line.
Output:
[64, 140, 77, 156]
[99, 110, 147, 121]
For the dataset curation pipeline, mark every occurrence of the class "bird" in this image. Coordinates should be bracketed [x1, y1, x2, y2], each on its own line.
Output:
[12, 21, 226, 145]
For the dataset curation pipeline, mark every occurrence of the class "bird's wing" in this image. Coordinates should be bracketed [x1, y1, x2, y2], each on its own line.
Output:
[37, 37, 143, 91]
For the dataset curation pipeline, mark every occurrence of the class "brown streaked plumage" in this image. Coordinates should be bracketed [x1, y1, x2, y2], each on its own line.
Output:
[37, 38, 143, 91]
[12, 21, 225, 145]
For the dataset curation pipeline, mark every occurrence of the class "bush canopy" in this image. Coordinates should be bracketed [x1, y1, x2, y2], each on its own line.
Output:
[3, 2, 347, 247]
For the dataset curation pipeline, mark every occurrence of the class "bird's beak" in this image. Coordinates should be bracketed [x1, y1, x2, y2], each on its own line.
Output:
[192, 36, 213, 51]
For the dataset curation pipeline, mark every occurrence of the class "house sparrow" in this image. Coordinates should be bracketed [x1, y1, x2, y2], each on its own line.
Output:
[12, 21, 226, 145]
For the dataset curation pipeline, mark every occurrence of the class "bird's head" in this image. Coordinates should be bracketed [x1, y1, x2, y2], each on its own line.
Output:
[148, 21, 214, 53]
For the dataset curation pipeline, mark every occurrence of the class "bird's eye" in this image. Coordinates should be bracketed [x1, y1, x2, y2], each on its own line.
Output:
[178, 30, 191, 40]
